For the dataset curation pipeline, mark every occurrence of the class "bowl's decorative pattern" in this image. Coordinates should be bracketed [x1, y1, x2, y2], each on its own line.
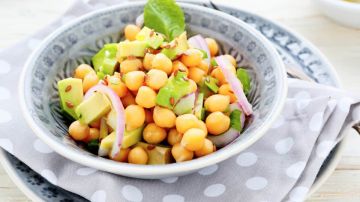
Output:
[23, 1, 286, 176]
[12, 1, 339, 201]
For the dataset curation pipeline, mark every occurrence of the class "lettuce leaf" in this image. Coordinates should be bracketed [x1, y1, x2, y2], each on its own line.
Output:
[230, 109, 242, 132]
[236, 68, 251, 95]
[144, 0, 185, 41]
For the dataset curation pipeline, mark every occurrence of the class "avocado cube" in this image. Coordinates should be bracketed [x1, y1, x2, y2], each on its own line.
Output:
[173, 93, 196, 115]
[194, 93, 205, 120]
[136, 142, 172, 165]
[121, 125, 145, 149]
[161, 32, 188, 60]
[118, 41, 148, 58]
[57, 78, 83, 119]
[99, 131, 115, 156]
[75, 92, 111, 124]
[92, 43, 118, 75]
[136, 26, 164, 49]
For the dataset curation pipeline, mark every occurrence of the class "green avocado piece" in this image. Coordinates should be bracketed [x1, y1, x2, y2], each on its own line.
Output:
[173, 93, 195, 115]
[57, 78, 84, 120]
[156, 71, 192, 109]
[161, 32, 188, 60]
[99, 118, 108, 140]
[204, 76, 219, 93]
[135, 142, 172, 165]
[106, 109, 117, 130]
[92, 43, 118, 75]
[136, 26, 164, 49]
[118, 41, 148, 58]
[121, 125, 145, 149]
[194, 93, 205, 120]
[236, 68, 251, 95]
[75, 92, 111, 124]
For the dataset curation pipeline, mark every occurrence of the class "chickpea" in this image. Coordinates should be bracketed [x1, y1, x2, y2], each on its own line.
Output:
[188, 67, 206, 84]
[153, 106, 176, 128]
[136, 86, 157, 108]
[206, 112, 230, 135]
[145, 109, 154, 123]
[205, 38, 219, 56]
[171, 143, 194, 162]
[69, 121, 90, 141]
[225, 55, 237, 67]
[89, 119, 101, 129]
[120, 58, 142, 74]
[189, 79, 198, 93]
[196, 120, 208, 135]
[84, 128, 100, 142]
[83, 72, 99, 93]
[181, 128, 206, 151]
[146, 69, 168, 90]
[128, 146, 148, 164]
[219, 84, 237, 103]
[143, 53, 155, 71]
[125, 105, 145, 130]
[181, 49, 203, 67]
[195, 139, 215, 157]
[167, 128, 183, 146]
[204, 94, 230, 112]
[175, 114, 199, 134]
[121, 93, 136, 108]
[107, 76, 128, 98]
[172, 61, 189, 75]
[151, 53, 173, 75]
[74, 64, 94, 79]
[143, 123, 167, 144]
[124, 71, 145, 91]
[124, 24, 140, 41]
[211, 65, 236, 85]
[197, 60, 209, 74]
[110, 148, 130, 162]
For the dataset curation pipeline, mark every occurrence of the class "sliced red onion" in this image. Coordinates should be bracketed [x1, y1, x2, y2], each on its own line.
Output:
[208, 128, 240, 148]
[84, 84, 125, 157]
[215, 56, 253, 115]
[136, 13, 144, 28]
[188, 35, 211, 64]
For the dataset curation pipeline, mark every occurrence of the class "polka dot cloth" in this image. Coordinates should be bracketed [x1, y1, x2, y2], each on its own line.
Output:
[1, 0, 360, 201]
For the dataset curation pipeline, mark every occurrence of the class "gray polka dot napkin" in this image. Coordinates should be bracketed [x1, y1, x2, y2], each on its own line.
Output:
[1, 0, 360, 202]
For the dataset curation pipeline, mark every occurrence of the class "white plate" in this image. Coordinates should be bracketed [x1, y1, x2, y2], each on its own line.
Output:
[0, 1, 344, 201]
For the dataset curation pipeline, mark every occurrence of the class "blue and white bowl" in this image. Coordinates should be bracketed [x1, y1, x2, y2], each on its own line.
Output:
[19, 2, 287, 179]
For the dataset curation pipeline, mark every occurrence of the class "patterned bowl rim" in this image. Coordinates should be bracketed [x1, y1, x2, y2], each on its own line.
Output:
[19, 2, 288, 177]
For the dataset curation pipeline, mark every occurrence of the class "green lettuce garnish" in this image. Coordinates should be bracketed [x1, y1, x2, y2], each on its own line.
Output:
[236, 68, 251, 95]
[144, 0, 185, 41]
[230, 109, 242, 132]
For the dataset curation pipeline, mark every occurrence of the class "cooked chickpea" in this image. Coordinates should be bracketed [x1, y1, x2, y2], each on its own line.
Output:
[171, 143, 194, 162]
[143, 53, 155, 71]
[181, 49, 203, 67]
[206, 112, 230, 135]
[110, 148, 130, 162]
[74, 64, 94, 79]
[211, 65, 236, 85]
[145, 109, 154, 123]
[120, 58, 142, 74]
[107, 76, 128, 98]
[153, 106, 176, 128]
[143, 123, 167, 144]
[83, 72, 99, 93]
[125, 105, 145, 130]
[225, 54, 237, 67]
[205, 38, 219, 56]
[84, 128, 100, 142]
[121, 93, 136, 108]
[124, 71, 145, 91]
[181, 128, 206, 151]
[175, 114, 199, 134]
[69, 121, 90, 141]
[172, 61, 189, 75]
[219, 84, 237, 103]
[197, 60, 210, 74]
[124, 24, 140, 41]
[151, 53, 173, 75]
[146, 69, 168, 90]
[89, 119, 101, 129]
[196, 120, 208, 135]
[195, 139, 215, 157]
[167, 128, 183, 146]
[204, 94, 230, 112]
[135, 86, 157, 108]
[128, 146, 148, 164]
[189, 79, 197, 93]
[188, 67, 206, 84]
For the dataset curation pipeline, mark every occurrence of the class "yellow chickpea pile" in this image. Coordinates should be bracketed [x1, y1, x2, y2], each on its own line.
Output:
[68, 24, 240, 165]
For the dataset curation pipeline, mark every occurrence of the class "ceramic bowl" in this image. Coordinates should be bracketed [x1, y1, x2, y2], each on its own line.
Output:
[314, 0, 360, 29]
[19, 2, 287, 179]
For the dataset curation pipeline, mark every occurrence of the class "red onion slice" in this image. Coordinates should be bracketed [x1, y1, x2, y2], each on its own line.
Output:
[208, 128, 240, 148]
[84, 84, 125, 157]
[188, 35, 211, 64]
[215, 56, 253, 115]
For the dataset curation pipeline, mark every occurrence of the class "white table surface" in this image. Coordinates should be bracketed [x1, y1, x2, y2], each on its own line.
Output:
[0, 0, 360, 201]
